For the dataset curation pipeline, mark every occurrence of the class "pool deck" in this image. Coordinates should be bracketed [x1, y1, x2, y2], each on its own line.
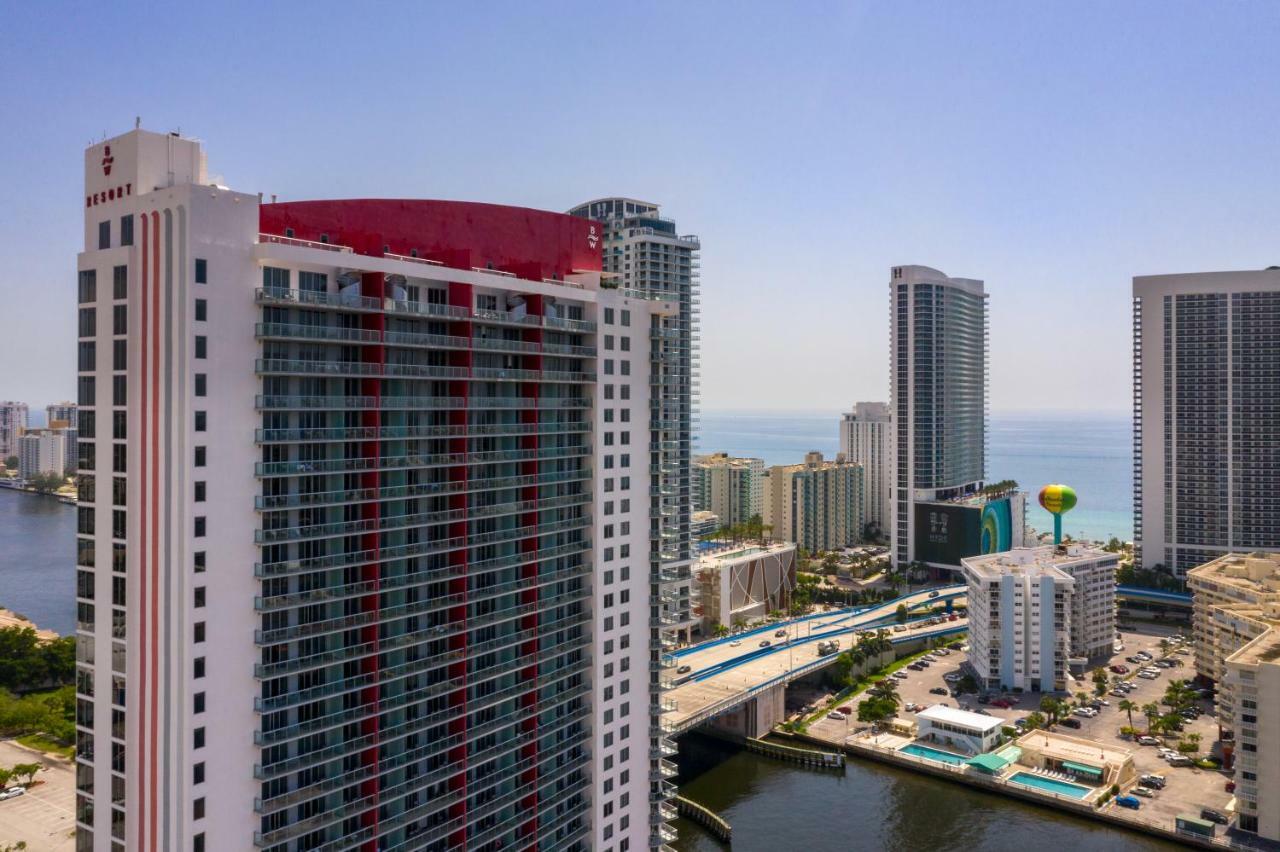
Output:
[790, 729, 1232, 850]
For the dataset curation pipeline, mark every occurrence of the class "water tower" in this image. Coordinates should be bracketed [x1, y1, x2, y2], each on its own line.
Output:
[1038, 483, 1077, 546]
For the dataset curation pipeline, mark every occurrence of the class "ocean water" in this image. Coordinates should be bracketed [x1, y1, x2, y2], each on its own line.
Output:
[695, 410, 1132, 543]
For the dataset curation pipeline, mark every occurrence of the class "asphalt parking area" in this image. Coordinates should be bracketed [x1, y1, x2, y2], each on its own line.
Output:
[0, 739, 76, 851]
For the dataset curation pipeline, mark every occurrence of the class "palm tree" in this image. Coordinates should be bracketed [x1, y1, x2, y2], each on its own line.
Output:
[1040, 695, 1062, 724]
[875, 678, 901, 705]
[1186, 732, 1202, 754]
[1142, 702, 1160, 735]
[712, 623, 729, 638]
[1075, 691, 1090, 708]
[1118, 699, 1137, 729]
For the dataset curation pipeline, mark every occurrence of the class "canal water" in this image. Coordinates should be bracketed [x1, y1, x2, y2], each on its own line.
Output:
[0, 487, 76, 635]
[672, 735, 1180, 851]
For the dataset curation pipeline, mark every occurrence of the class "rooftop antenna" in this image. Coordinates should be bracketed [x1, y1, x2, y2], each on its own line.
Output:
[135, 116, 141, 129]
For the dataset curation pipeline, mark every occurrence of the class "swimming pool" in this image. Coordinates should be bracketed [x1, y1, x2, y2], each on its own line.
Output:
[1008, 772, 1093, 799]
[899, 744, 968, 765]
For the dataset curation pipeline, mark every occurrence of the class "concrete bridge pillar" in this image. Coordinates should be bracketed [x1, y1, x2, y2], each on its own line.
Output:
[706, 682, 787, 739]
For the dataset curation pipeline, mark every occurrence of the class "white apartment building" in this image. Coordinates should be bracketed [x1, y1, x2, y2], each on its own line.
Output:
[692, 453, 764, 530]
[0, 401, 28, 460]
[962, 549, 1074, 693]
[839, 401, 891, 538]
[18, 430, 65, 479]
[75, 127, 688, 852]
[47, 401, 79, 428]
[1223, 628, 1280, 840]
[1133, 270, 1280, 574]
[890, 266, 988, 568]
[762, 451, 864, 554]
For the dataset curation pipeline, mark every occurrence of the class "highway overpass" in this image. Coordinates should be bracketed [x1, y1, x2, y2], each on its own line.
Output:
[661, 585, 967, 736]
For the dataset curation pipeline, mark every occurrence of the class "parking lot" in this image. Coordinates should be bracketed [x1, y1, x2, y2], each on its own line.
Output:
[0, 739, 75, 851]
[806, 624, 1237, 836]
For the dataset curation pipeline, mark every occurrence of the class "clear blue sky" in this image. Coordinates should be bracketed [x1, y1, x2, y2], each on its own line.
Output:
[4, 2, 1279, 415]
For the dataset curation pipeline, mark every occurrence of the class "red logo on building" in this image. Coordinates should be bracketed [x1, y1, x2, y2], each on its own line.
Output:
[102, 145, 114, 176]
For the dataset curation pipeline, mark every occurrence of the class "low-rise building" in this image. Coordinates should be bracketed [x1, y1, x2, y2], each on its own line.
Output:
[762, 451, 864, 553]
[1012, 730, 1137, 789]
[962, 548, 1075, 693]
[915, 704, 1004, 755]
[18, 430, 65, 480]
[691, 510, 720, 540]
[694, 541, 796, 632]
[693, 453, 764, 529]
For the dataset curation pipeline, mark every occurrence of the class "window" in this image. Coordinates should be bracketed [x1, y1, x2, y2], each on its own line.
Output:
[194, 658, 205, 679]
[112, 410, 126, 440]
[98, 221, 110, 250]
[194, 446, 206, 467]
[262, 267, 289, 293]
[194, 336, 207, 359]
[194, 833, 204, 852]
[112, 265, 127, 299]
[621, 309, 630, 327]
[113, 375, 127, 406]
[79, 341, 96, 372]
[194, 622, 205, 642]
[112, 445, 126, 474]
[194, 692, 205, 714]
[193, 762, 205, 784]
[119, 216, 133, 247]
[194, 298, 207, 322]
[194, 551, 206, 573]
[113, 305, 127, 335]
[194, 481, 206, 502]
[193, 727, 205, 748]
[79, 307, 96, 337]
[195, 411, 206, 431]
[194, 374, 207, 397]
[113, 339, 126, 371]
[604, 308, 614, 325]
[299, 271, 327, 293]
[78, 270, 97, 303]
[194, 516, 206, 537]
[194, 259, 207, 284]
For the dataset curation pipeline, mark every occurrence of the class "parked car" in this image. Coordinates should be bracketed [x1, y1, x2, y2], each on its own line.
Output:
[1138, 671, 1159, 679]
[1059, 718, 1082, 729]
[0, 787, 23, 801]
[1115, 796, 1141, 809]
[1132, 786, 1155, 798]
[908, 663, 924, 671]
[1140, 774, 1166, 788]
[828, 712, 846, 721]
[1110, 664, 1129, 673]
[943, 672, 962, 682]
[1072, 707, 1096, 718]
[1126, 656, 1143, 664]
[991, 698, 1015, 709]
[1167, 755, 1193, 767]
[935, 648, 951, 656]
[1137, 736, 1160, 746]
[929, 687, 948, 696]
[1201, 808, 1229, 825]
[947, 613, 959, 621]
[892, 671, 908, 680]
[1225, 780, 1237, 793]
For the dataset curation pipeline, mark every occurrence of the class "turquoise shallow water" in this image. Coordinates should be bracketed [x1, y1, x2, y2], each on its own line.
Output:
[697, 409, 1132, 542]
[1007, 772, 1094, 799]
[900, 743, 969, 765]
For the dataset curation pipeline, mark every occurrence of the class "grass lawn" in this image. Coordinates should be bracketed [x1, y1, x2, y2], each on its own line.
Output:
[15, 733, 73, 758]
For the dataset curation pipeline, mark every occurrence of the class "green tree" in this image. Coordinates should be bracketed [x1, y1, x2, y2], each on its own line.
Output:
[1023, 711, 1046, 731]
[857, 696, 897, 723]
[1142, 702, 1160, 734]
[1039, 695, 1061, 724]
[11, 763, 39, 786]
[894, 604, 908, 624]
[28, 472, 65, 494]
[1118, 699, 1137, 729]
[711, 623, 729, 638]
[1092, 668, 1110, 695]
[3, 456, 16, 470]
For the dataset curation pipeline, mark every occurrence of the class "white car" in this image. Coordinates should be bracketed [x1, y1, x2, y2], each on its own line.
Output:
[1133, 786, 1155, 797]
[1138, 671, 1159, 679]
[729, 640, 741, 647]
[892, 671, 909, 680]
[1072, 707, 1097, 718]
[1137, 736, 1160, 746]
[0, 787, 24, 801]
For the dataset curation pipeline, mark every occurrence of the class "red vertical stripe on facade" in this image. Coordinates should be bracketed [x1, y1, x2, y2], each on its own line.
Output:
[149, 209, 161, 852]
[137, 212, 149, 851]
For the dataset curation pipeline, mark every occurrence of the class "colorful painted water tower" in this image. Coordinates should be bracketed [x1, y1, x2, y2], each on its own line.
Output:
[1038, 483, 1077, 546]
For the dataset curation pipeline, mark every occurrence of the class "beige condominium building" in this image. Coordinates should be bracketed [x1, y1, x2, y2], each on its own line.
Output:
[694, 541, 797, 633]
[693, 452, 764, 530]
[762, 451, 864, 553]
